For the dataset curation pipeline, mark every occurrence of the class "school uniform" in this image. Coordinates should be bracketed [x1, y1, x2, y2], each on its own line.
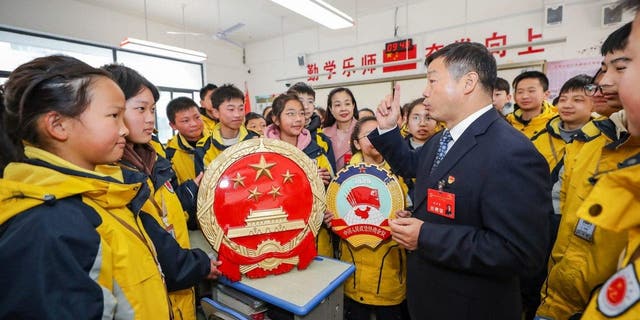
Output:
[204, 124, 258, 164]
[165, 129, 212, 185]
[0, 146, 171, 319]
[506, 101, 557, 138]
[577, 153, 640, 319]
[120, 142, 204, 320]
[537, 111, 640, 320]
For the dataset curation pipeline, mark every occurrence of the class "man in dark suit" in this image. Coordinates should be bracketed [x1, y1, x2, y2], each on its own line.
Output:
[369, 42, 552, 319]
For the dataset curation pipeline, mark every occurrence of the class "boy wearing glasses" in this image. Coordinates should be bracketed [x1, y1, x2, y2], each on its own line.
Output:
[506, 71, 557, 138]
[535, 22, 640, 320]
[532, 75, 595, 175]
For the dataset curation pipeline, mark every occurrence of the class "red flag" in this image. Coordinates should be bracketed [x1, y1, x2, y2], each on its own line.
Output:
[244, 81, 251, 114]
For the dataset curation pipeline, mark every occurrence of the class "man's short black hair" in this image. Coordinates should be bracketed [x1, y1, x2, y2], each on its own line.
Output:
[513, 71, 549, 92]
[601, 22, 632, 56]
[166, 96, 199, 123]
[287, 82, 316, 99]
[559, 74, 592, 96]
[494, 77, 510, 94]
[425, 42, 497, 95]
[199, 83, 218, 100]
[211, 84, 244, 109]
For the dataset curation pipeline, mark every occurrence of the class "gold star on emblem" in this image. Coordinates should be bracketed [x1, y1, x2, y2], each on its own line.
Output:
[231, 172, 246, 189]
[268, 185, 282, 199]
[249, 155, 276, 181]
[247, 187, 262, 202]
[281, 170, 294, 184]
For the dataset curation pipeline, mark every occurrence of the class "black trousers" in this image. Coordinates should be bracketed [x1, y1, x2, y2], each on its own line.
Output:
[344, 297, 410, 320]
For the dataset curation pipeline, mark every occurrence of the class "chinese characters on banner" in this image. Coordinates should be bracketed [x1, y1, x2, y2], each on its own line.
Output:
[306, 27, 547, 83]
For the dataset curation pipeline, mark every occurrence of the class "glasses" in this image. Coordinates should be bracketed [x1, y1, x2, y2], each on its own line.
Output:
[584, 84, 603, 96]
[357, 130, 375, 140]
[409, 114, 432, 124]
[283, 111, 306, 118]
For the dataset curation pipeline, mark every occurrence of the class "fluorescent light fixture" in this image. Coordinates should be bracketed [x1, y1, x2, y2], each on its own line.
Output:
[119, 37, 207, 62]
[270, 0, 354, 30]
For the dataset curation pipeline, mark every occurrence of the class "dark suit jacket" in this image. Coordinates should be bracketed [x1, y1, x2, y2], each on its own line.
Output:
[369, 108, 552, 320]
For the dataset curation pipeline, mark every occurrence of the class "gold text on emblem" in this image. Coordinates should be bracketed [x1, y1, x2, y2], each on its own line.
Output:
[226, 207, 305, 238]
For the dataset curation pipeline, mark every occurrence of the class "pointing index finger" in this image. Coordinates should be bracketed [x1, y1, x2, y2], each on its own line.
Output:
[392, 84, 401, 108]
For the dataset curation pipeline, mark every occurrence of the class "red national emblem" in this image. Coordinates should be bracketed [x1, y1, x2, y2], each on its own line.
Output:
[197, 139, 325, 281]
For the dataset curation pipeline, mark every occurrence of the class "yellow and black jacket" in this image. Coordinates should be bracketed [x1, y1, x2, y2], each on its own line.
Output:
[506, 101, 557, 139]
[537, 112, 640, 320]
[200, 114, 217, 133]
[165, 129, 212, 185]
[120, 144, 206, 320]
[0, 147, 171, 319]
[204, 123, 258, 164]
[578, 153, 640, 319]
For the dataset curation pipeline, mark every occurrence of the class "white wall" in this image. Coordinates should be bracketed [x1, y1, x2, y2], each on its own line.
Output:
[245, 0, 633, 107]
[0, 0, 246, 88]
[0, 0, 633, 108]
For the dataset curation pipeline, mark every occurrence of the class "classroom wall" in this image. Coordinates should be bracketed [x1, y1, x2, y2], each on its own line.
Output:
[0, 0, 246, 88]
[0, 0, 633, 110]
[245, 0, 632, 109]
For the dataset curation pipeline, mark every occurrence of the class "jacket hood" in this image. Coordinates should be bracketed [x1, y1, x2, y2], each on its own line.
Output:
[265, 124, 312, 150]
[512, 100, 557, 124]
[0, 146, 145, 224]
[608, 109, 628, 139]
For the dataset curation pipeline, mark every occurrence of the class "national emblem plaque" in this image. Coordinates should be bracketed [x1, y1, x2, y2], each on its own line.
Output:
[197, 138, 325, 281]
[327, 163, 404, 249]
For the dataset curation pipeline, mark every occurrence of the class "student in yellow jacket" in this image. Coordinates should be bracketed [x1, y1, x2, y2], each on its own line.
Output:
[164, 97, 209, 186]
[506, 71, 557, 139]
[537, 112, 640, 320]
[579, 4, 640, 316]
[103, 64, 221, 320]
[536, 22, 640, 319]
[264, 93, 335, 257]
[199, 83, 218, 132]
[339, 116, 409, 320]
[0, 55, 172, 319]
[531, 75, 595, 173]
[203, 84, 258, 164]
[576, 152, 640, 319]
[531, 75, 596, 222]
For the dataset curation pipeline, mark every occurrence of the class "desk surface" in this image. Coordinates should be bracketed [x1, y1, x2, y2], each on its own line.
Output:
[220, 256, 354, 316]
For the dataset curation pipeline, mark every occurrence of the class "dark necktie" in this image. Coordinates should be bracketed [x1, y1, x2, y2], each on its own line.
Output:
[430, 130, 452, 174]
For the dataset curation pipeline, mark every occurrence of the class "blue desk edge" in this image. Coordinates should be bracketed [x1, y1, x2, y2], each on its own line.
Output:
[219, 256, 355, 316]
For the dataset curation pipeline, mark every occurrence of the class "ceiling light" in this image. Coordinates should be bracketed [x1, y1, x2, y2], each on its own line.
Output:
[270, 0, 354, 30]
[119, 37, 207, 62]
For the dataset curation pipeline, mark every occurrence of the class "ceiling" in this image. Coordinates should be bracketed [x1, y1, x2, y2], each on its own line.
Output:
[76, 0, 422, 46]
